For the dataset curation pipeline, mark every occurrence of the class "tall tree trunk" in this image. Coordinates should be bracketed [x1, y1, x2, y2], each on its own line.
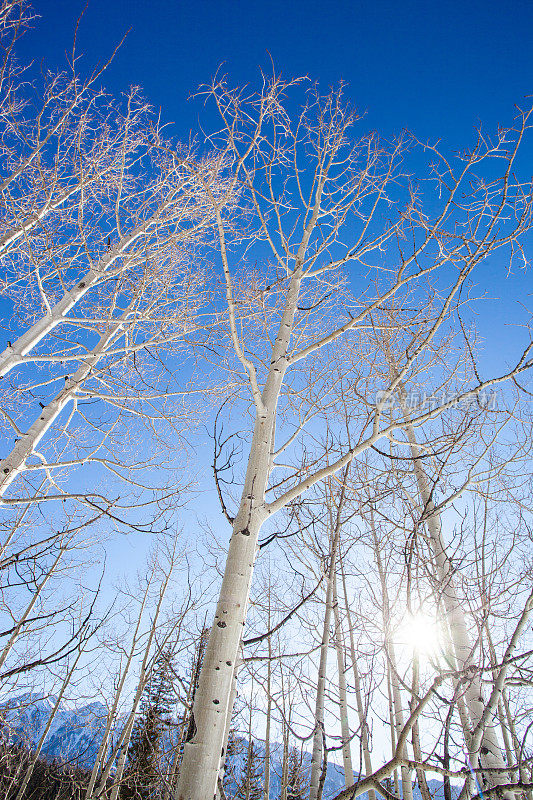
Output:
[263, 589, 272, 800]
[332, 572, 354, 786]
[309, 471, 349, 800]
[280, 719, 289, 800]
[410, 653, 432, 800]
[399, 402, 513, 799]
[86, 576, 155, 799]
[340, 560, 375, 800]
[175, 263, 305, 800]
[386, 662, 401, 798]
[371, 513, 413, 800]
[501, 689, 533, 800]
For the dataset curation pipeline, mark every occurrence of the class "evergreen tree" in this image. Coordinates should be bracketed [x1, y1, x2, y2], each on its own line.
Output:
[121, 647, 176, 800]
[167, 627, 209, 793]
[237, 739, 263, 800]
[222, 727, 243, 796]
[286, 747, 307, 800]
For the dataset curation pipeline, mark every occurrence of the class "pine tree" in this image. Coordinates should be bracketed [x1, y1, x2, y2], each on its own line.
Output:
[121, 647, 176, 800]
[166, 628, 209, 797]
[237, 739, 263, 800]
[286, 747, 307, 800]
[222, 727, 243, 795]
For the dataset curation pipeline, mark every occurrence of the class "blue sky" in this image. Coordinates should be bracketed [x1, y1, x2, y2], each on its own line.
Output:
[10, 1, 533, 558]
[23, 0, 533, 148]
[20, 0, 532, 366]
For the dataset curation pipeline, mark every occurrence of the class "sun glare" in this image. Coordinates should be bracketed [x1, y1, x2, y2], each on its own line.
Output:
[396, 612, 442, 661]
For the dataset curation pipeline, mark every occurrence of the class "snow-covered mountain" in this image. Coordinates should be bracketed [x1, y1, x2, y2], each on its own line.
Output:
[0, 694, 456, 800]
[0, 693, 110, 768]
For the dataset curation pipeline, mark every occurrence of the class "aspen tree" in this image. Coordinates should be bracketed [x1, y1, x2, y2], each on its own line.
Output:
[339, 558, 375, 800]
[309, 472, 349, 800]
[331, 572, 354, 786]
[176, 75, 533, 799]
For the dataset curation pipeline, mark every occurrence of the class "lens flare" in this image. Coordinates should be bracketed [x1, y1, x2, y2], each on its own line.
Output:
[396, 612, 441, 660]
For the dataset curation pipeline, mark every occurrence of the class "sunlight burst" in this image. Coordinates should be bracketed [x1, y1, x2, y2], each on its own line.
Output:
[396, 612, 442, 660]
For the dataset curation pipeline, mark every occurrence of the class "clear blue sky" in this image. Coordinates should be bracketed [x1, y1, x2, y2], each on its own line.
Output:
[23, 0, 533, 148]
[11, 0, 533, 405]
[13, 0, 533, 405]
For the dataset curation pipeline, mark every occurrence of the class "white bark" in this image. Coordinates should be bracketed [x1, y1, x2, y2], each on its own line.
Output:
[340, 560, 375, 800]
[175, 259, 306, 799]
[371, 515, 413, 800]
[400, 407, 513, 798]
[410, 654, 432, 800]
[332, 572, 354, 786]
[386, 663, 401, 797]
[0, 309, 130, 498]
[280, 721, 289, 800]
[309, 475, 348, 800]
[263, 593, 272, 800]
[309, 548, 336, 800]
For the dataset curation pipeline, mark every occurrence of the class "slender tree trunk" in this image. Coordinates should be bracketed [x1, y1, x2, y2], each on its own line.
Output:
[501, 689, 533, 800]
[340, 560, 375, 800]
[86, 577, 155, 799]
[371, 513, 413, 800]
[386, 663, 400, 798]
[309, 472, 349, 800]
[389, 644, 414, 800]
[398, 402, 513, 798]
[280, 720, 289, 800]
[176, 169, 330, 797]
[15, 647, 84, 800]
[263, 590, 272, 800]
[410, 654, 432, 800]
[93, 563, 175, 799]
[332, 572, 354, 786]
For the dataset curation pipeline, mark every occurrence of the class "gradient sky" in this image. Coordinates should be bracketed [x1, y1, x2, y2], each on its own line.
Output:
[20, 0, 532, 365]
[22, 0, 533, 148]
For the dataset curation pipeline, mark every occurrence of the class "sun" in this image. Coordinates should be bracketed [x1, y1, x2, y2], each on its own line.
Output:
[396, 612, 442, 661]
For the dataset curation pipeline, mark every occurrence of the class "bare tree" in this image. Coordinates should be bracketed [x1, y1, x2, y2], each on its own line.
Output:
[175, 74, 533, 799]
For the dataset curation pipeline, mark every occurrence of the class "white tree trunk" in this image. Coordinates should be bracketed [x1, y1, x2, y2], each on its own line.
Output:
[400, 409, 513, 798]
[386, 663, 401, 797]
[340, 561, 375, 800]
[175, 259, 305, 800]
[371, 515, 413, 800]
[0, 309, 130, 497]
[263, 594, 272, 800]
[309, 475, 348, 800]
[332, 572, 354, 786]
